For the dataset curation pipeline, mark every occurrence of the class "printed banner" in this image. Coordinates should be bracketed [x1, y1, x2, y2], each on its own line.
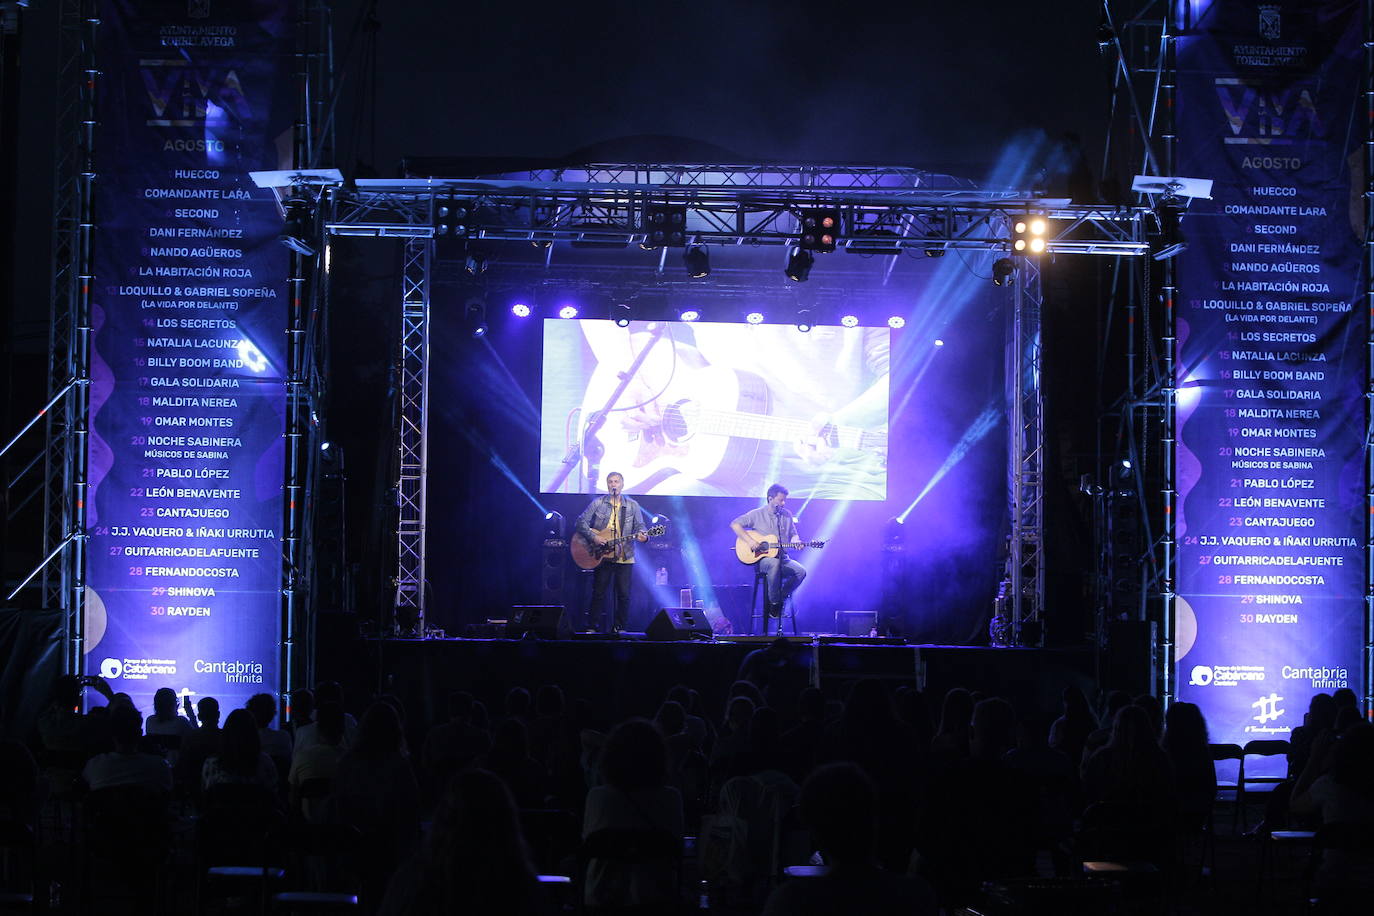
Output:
[85, 0, 293, 713]
[1174, 0, 1365, 743]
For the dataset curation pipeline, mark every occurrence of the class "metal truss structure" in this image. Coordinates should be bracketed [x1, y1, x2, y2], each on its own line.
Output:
[1010, 258, 1046, 642]
[1097, 0, 1180, 701]
[392, 239, 431, 634]
[27, 0, 98, 674]
[281, 164, 1154, 638]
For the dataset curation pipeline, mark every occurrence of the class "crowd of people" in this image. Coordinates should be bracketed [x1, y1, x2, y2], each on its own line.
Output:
[0, 659, 1371, 914]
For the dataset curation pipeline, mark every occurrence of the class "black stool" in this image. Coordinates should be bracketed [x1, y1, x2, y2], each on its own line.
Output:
[748, 565, 798, 635]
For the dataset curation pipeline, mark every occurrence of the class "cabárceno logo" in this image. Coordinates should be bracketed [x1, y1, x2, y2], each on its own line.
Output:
[99, 657, 177, 680]
[1188, 664, 1265, 687]
[194, 658, 265, 685]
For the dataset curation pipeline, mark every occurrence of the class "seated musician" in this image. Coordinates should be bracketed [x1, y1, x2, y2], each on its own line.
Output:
[730, 483, 807, 617]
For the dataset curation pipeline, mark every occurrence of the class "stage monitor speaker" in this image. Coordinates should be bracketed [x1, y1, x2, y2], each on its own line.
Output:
[835, 610, 877, 636]
[645, 607, 712, 641]
[507, 605, 571, 640]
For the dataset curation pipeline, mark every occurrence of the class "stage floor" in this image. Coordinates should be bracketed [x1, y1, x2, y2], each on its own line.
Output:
[321, 633, 1096, 737]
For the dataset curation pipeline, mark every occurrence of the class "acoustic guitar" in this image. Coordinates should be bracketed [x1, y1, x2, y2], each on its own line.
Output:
[735, 533, 827, 565]
[570, 524, 667, 570]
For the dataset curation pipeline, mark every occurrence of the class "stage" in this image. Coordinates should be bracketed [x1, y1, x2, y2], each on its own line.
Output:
[320, 633, 1096, 738]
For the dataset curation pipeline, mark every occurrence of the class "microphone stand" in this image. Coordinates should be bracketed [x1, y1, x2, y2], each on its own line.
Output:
[549, 323, 668, 493]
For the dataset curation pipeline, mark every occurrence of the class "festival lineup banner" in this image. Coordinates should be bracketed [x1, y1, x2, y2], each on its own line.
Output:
[86, 1, 293, 713]
[1174, 0, 1365, 744]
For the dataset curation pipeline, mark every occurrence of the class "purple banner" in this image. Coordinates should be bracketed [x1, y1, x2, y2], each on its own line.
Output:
[1174, 0, 1364, 743]
[85, 1, 293, 713]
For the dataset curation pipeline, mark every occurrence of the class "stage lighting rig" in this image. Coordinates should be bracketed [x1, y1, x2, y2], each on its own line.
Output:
[745, 311, 765, 325]
[612, 304, 632, 327]
[643, 203, 688, 248]
[992, 258, 1017, 286]
[785, 247, 814, 282]
[678, 308, 701, 322]
[558, 304, 579, 319]
[796, 309, 814, 333]
[1131, 174, 1211, 261]
[1147, 203, 1188, 261]
[278, 197, 317, 256]
[683, 244, 711, 278]
[435, 196, 468, 237]
[511, 303, 532, 318]
[840, 314, 859, 327]
[542, 511, 566, 541]
[887, 316, 905, 329]
[799, 208, 841, 252]
[464, 298, 488, 338]
[1012, 215, 1048, 255]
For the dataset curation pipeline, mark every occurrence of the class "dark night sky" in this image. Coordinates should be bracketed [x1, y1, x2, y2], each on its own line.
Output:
[8, 1, 1113, 335]
[354, 0, 1109, 170]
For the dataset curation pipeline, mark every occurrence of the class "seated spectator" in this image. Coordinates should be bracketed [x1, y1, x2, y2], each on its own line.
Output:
[288, 701, 347, 822]
[246, 692, 294, 761]
[144, 687, 195, 763]
[82, 706, 172, 795]
[1082, 704, 1175, 809]
[420, 690, 491, 794]
[202, 707, 278, 794]
[1291, 724, 1374, 889]
[38, 674, 114, 759]
[709, 695, 755, 781]
[761, 763, 937, 916]
[527, 684, 565, 770]
[1161, 701, 1215, 830]
[917, 698, 1036, 903]
[293, 682, 358, 756]
[1290, 693, 1337, 776]
[929, 687, 973, 761]
[481, 717, 548, 808]
[378, 769, 548, 916]
[1004, 708, 1077, 852]
[333, 701, 421, 899]
[176, 696, 223, 788]
[780, 686, 830, 782]
[287, 687, 315, 738]
[583, 718, 684, 912]
[1051, 685, 1104, 767]
[667, 684, 710, 749]
[1078, 692, 1129, 768]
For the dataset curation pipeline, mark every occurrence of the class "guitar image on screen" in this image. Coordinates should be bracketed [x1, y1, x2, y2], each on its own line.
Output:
[582, 364, 887, 494]
[570, 524, 668, 570]
[735, 534, 827, 565]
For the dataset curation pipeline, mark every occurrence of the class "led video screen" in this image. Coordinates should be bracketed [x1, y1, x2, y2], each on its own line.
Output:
[540, 319, 889, 499]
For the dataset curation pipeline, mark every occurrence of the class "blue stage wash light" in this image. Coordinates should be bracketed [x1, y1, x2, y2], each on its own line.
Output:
[511, 303, 531, 317]
[320, 441, 331, 452]
[558, 304, 579, 319]
[934, 338, 945, 347]
[746, 311, 765, 325]
[612, 304, 632, 327]
[840, 314, 859, 327]
[679, 309, 700, 322]
[887, 316, 905, 329]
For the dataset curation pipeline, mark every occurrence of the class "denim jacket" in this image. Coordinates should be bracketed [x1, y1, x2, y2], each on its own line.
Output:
[574, 495, 648, 562]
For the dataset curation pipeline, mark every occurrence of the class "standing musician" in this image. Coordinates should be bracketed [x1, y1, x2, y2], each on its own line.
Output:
[575, 471, 649, 635]
[731, 483, 808, 618]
